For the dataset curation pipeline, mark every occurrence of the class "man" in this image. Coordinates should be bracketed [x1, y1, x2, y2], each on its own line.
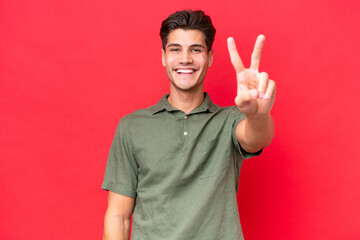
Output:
[102, 10, 275, 240]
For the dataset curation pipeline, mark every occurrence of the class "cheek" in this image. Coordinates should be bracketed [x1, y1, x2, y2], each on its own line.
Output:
[165, 57, 177, 68]
[196, 56, 209, 66]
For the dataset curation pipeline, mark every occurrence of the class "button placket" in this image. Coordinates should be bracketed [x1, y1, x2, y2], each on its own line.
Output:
[183, 114, 188, 138]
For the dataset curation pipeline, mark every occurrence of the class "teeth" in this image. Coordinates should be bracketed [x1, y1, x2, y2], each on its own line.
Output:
[176, 69, 194, 73]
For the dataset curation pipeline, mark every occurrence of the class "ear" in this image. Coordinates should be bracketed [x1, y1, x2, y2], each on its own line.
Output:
[208, 50, 214, 67]
[161, 49, 166, 67]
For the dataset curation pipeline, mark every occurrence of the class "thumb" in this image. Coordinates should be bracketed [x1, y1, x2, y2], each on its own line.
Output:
[235, 89, 258, 107]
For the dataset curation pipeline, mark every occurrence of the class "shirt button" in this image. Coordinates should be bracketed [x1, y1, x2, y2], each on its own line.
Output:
[184, 115, 187, 119]
[184, 132, 188, 136]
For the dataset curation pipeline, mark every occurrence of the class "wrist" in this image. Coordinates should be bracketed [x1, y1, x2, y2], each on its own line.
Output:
[243, 112, 272, 122]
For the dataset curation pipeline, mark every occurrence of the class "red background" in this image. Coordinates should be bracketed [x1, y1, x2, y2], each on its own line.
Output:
[1, 0, 359, 239]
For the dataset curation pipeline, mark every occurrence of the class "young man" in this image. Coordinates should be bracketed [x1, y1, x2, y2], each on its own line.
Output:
[102, 10, 275, 240]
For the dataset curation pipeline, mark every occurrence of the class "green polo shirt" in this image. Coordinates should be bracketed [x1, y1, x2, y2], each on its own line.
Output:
[102, 93, 261, 240]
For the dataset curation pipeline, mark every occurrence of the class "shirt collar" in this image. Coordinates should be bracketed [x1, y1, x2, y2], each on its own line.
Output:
[148, 92, 220, 115]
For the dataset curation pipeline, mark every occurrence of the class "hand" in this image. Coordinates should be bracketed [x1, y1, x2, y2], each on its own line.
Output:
[227, 35, 276, 119]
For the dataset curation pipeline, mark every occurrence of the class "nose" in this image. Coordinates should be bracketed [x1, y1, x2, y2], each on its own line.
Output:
[179, 51, 193, 64]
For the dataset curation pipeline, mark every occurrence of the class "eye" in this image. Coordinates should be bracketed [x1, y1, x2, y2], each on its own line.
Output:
[192, 48, 202, 53]
[169, 48, 180, 52]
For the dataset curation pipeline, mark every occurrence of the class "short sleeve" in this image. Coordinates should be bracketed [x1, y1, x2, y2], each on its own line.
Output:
[231, 108, 263, 159]
[101, 119, 138, 198]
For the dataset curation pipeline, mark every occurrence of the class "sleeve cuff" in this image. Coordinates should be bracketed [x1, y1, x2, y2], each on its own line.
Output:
[239, 145, 263, 159]
[101, 182, 137, 198]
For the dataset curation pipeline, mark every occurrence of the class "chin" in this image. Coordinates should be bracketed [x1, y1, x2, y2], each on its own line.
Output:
[172, 80, 203, 92]
[168, 71, 205, 92]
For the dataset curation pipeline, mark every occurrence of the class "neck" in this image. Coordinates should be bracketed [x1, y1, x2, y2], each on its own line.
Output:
[168, 87, 204, 114]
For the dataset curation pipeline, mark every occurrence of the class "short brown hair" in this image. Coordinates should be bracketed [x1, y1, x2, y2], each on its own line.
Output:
[160, 10, 216, 52]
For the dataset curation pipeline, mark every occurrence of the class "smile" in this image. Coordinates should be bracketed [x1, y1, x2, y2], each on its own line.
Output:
[175, 68, 196, 74]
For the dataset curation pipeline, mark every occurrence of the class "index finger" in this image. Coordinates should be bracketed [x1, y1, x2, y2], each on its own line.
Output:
[227, 37, 245, 73]
[250, 34, 265, 70]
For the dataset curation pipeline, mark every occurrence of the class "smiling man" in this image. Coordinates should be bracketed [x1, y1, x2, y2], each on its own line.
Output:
[102, 10, 275, 240]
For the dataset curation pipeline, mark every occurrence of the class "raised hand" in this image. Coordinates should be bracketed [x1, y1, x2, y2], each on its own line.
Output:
[227, 35, 276, 119]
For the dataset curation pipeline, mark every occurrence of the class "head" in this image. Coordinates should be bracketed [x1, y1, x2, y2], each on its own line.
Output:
[160, 10, 216, 53]
[160, 10, 216, 93]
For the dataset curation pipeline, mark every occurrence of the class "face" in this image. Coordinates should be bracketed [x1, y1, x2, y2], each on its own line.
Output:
[162, 29, 213, 93]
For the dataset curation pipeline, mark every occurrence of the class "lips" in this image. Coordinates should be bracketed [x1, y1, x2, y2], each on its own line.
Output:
[175, 68, 197, 74]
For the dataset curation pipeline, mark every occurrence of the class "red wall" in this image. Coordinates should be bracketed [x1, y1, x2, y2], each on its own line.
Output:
[1, 0, 359, 239]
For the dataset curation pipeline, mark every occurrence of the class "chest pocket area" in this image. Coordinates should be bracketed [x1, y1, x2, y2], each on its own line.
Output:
[196, 137, 230, 180]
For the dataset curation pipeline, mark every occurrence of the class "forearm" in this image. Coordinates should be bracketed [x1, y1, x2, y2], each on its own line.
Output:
[236, 114, 274, 153]
[103, 212, 131, 240]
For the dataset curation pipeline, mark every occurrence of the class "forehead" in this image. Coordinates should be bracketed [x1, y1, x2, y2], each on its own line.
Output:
[166, 29, 206, 47]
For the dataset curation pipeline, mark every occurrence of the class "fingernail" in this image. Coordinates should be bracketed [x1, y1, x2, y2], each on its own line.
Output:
[264, 94, 270, 99]
[259, 92, 264, 99]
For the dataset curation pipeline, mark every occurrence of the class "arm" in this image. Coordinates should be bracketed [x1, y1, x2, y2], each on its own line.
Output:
[236, 114, 274, 153]
[103, 191, 135, 240]
[227, 35, 276, 152]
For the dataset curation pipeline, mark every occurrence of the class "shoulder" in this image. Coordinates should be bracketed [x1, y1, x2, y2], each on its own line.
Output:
[215, 105, 245, 121]
[123, 108, 153, 120]
[217, 105, 240, 113]
[119, 107, 154, 127]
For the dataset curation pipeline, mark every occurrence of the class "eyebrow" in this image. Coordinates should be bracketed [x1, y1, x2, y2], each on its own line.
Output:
[167, 43, 205, 49]
[190, 44, 205, 48]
